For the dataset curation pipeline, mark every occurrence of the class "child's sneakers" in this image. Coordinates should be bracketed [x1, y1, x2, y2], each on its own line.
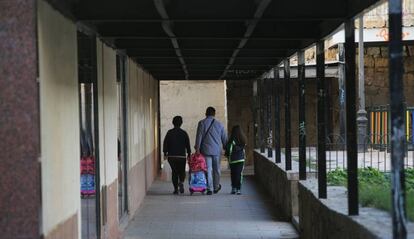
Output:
[231, 188, 241, 195]
[179, 182, 184, 194]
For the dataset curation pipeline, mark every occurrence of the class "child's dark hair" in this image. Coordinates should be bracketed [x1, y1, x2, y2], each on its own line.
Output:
[230, 125, 247, 146]
[172, 116, 183, 127]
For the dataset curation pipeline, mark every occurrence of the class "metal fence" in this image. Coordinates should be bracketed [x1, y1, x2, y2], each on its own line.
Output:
[367, 105, 414, 150]
[292, 134, 414, 174]
[254, 2, 409, 236]
[291, 104, 414, 173]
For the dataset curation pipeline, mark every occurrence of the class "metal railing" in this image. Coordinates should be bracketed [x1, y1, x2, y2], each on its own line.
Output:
[254, 2, 409, 236]
[367, 105, 414, 150]
[294, 134, 414, 174]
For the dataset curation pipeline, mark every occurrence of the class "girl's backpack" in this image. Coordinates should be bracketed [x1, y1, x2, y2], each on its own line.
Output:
[188, 153, 207, 172]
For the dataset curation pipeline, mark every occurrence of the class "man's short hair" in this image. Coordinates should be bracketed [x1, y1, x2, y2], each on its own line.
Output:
[172, 116, 183, 127]
[206, 106, 216, 116]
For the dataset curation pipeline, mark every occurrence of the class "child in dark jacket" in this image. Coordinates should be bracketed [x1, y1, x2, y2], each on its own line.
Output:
[163, 116, 191, 194]
[225, 125, 247, 195]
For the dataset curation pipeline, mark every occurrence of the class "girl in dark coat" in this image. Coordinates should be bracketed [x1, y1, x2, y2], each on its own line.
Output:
[225, 125, 247, 195]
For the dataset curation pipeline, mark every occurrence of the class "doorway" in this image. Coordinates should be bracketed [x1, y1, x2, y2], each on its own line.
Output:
[116, 54, 129, 220]
[78, 30, 101, 239]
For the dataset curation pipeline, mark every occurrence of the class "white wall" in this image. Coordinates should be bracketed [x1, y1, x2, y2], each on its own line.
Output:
[96, 40, 118, 186]
[37, 0, 80, 236]
[127, 61, 141, 168]
[38, 2, 160, 236]
[127, 61, 158, 168]
[160, 80, 227, 152]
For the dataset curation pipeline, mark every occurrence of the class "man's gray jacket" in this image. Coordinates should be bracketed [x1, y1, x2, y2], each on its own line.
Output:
[195, 116, 227, 156]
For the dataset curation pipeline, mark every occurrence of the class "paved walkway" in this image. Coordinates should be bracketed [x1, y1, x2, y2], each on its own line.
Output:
[123, 175, 298, 239]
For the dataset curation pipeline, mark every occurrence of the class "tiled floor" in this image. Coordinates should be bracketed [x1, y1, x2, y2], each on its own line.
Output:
[81, 198, 97, 239]
[123, 174, 299, 239]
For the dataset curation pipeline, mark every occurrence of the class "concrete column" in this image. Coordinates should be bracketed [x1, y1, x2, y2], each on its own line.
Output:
[357, 16, 369, 152]
[0, 1, 41, 238]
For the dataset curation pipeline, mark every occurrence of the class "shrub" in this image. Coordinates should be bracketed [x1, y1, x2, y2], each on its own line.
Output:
[327, 167, 414, 221]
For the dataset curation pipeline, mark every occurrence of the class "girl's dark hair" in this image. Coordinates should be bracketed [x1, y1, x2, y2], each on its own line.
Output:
[230, 125, 247, 146]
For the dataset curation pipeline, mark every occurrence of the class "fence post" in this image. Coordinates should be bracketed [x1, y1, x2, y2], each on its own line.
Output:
[274, 67, 282, 163]
[298, 50, 306, 180]
[253, 80, 258, 149]
[338, 44, 347, 144]
[388, 0, 407, 237]
[284, 59, 292, 170]
[260, 78, 266, 153]
[345, 18, 359, 216]
[316, 40, 327, 198]
[267, 77, 273, 158]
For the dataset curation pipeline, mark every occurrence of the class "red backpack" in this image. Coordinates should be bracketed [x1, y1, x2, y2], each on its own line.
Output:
[188, 153, 207, 172]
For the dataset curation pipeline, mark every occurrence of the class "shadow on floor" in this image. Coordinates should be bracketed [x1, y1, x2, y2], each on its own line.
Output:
[123, 174, 299, 239]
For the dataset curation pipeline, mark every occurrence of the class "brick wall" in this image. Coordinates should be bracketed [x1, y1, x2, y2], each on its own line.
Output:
[227, 78, 338, 149]
[282, 45, 414, 146]
[227, 45, 414, 150]
[226, 80, 255, 164]
[273, 78, 338, 148]
[364, 45, 414, 106]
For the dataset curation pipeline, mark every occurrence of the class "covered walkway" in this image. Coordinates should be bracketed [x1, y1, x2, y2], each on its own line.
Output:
[1, 0, 412, 238]
[123, 175, 298, 239]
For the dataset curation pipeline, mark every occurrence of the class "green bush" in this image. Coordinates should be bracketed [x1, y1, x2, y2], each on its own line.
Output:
[406, 168, 414, 191]
[327, 168, 347, 186]
[327, 167, 414, 221]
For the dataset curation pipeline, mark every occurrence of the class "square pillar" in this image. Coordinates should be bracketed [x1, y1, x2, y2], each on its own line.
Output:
[0, 1, 41, 238]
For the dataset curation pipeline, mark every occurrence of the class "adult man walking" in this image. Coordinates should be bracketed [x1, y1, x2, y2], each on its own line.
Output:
[195, 107, 227, 195]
